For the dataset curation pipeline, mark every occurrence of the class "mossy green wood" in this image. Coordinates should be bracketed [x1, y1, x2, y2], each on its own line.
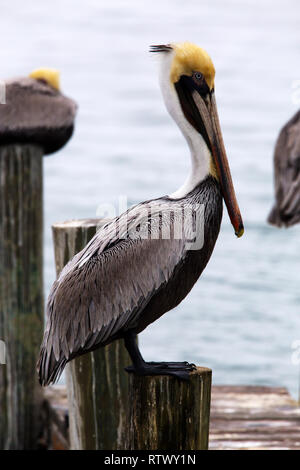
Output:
[126, 367, 212, 450]
[52, 220, 131, 450]
[0, 145, 44, 449]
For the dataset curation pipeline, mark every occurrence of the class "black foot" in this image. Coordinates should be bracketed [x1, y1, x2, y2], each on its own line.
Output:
[125, 361, 196, 381]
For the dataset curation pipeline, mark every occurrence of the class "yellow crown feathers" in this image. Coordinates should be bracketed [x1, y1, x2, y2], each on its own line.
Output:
[170, 42, 215, 90]
[29, 68, 60, 91]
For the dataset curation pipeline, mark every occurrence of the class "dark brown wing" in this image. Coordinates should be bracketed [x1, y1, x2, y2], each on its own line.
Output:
[38, 205, 187, 386]
[268, 110, 300, 227]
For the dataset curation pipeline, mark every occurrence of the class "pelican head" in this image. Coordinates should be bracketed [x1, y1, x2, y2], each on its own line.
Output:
[151, 42, 244, 238]
[0, 69, 76, 154]
[29, 67, 60, 91]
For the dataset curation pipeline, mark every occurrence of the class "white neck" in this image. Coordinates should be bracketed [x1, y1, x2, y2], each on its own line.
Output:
[158, 52, 211, 199]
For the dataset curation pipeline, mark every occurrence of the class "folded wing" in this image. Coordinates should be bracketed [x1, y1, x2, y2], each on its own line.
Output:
[38, 201, 187, 385]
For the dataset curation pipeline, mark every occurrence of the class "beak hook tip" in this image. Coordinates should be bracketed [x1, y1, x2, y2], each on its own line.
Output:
[235, 227, 244, 238]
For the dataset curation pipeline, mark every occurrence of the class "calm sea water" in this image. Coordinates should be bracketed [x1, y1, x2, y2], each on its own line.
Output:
[1, 0, 300, 397]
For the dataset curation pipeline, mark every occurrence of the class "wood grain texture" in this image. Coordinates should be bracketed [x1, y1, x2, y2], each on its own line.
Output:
[0, 144, 44, 449]
[126, 367, 212, 450]
[52, 219, 131, 450]
[210, 385, 300, 450]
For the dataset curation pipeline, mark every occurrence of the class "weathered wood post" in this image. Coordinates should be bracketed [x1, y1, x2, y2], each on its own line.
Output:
[0, 73, 77, 449]
[52, 219, 131, 450]
[0, 144, 44, 450]
[126, 368, 212, 450]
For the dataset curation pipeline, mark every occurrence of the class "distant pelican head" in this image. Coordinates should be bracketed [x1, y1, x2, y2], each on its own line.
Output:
[29, 67, 60, 91]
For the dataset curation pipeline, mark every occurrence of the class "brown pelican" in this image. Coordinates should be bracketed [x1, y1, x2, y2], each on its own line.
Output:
[38, 42, 244, 385]
[0, 68, 76, 154]
[268, 109, 300, 227]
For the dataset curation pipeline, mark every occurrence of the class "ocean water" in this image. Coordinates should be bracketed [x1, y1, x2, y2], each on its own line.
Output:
[1, 0, 300, 397]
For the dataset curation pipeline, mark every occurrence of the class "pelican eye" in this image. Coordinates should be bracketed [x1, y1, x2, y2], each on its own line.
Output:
[192, 71, 210, 96]
[193, 72, 203, 81]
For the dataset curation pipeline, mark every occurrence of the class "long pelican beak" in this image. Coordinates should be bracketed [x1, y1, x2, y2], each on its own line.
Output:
[193, 90, 244, 237]
[175, 77, 244, 237]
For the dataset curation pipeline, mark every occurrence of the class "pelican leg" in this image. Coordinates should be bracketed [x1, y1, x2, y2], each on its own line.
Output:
[124, 331, 196, 381]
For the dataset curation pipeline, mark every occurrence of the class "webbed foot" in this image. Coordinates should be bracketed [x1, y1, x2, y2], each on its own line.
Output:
[125, 361, 196, 381]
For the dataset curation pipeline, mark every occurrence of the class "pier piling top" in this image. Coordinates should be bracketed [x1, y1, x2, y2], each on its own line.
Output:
[126, 366, 212, 450]
[0, 76, 77, 155]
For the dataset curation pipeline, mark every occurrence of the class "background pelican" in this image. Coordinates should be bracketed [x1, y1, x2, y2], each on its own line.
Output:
[268, 110, 300, 227]
[0, 68, 76, 154]
[38, 42, 243, 386]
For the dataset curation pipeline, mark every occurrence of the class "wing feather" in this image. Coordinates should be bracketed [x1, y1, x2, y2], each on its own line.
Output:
[38, 201, 187, 385]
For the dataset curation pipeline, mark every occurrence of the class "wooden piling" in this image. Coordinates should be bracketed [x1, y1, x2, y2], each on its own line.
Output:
[0, 144, 44, 449]
[52, 219, 131, 450]
[0, 74, 77, 449]
[126, 367, 212, 450]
